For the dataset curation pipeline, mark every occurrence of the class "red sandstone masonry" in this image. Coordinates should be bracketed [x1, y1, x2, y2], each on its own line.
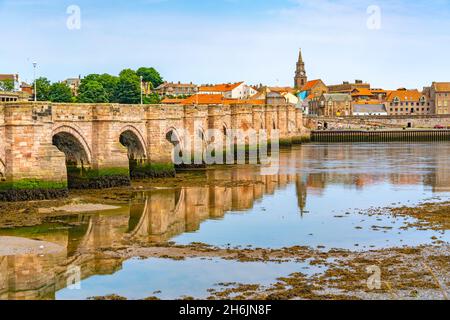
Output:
[0, 102, 306, 186]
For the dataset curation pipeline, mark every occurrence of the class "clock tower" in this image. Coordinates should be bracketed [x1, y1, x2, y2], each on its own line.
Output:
[294, 49, 307, 89]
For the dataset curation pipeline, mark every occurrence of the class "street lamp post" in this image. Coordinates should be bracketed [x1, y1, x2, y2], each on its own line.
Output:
[33, 62, 37, 102]
[140, 76, 143, 105]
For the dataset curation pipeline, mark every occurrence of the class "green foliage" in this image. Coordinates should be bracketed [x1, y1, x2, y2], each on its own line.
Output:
[143, 93, 161, 104]
[97, 73, 119, 101]
[115, 69, 141, 104]
[49, 82, 73, 103]
[78, 73, 119, 103]
[0, 79, 14, 92]
[0, 179, 67, 190]
[52, 67, 163, 105]
[78, 80, 108, 103]
[136, 67, 164, 89]
[34, 77, 51, 101]
[68, 167, 130, 179]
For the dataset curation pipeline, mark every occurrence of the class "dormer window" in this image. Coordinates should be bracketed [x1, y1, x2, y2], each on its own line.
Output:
[394, 97, 400, 105]
[420, 96, 426, 106]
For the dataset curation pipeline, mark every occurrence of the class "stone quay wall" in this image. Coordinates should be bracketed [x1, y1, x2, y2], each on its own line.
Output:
[304, 115, 450, 130]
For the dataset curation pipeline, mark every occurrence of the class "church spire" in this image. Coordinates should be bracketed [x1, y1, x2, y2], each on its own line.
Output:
[298, 48, 303, 63]
[294, 48, 307, 89]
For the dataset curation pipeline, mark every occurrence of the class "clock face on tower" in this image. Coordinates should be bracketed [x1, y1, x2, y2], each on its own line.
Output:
[300, 72, 305, 76]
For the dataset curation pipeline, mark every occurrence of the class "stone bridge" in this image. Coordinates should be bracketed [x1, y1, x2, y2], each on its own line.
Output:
[0, 102, 307, 200]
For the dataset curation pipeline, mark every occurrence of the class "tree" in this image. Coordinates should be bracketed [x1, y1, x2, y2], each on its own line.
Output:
[114, 69, 141, 104]
[78, 80, 108, 103]
[48, 82, 73, 103]
[97, 73, 119, 102]
[136, 67, 164, 89]
[34, 77, 51, 101]
[143, 93, 161, 105]
[78, 73, 119, 103]
[0, 79, 14, 92]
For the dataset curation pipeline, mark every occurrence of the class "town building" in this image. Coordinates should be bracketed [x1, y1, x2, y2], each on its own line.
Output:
[0, 91, 19, 102]
[20, 82, 33, 95]
[430, 82, 450, 115]
[294, 49, 308, 89]
[310, 93, 352, 116]
[299, 79, 328, 101]
[385, 89, 431, 115]
[252, 86, 299, 105]
[199, 82, 257, 99]
[0, 91, 30, 102]
[353, 104, 388, 116]
[0, 74, 19, 91]
[327, 80, 370, 94]
[63, 77, 81, 96]
[266, 92, 294, 105]
[155, 82, 198, 97]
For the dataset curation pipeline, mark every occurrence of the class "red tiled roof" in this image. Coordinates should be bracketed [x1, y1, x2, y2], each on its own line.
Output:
[301, 79, 321, 92]
[199, 82, 243, 93]
[179, 94, 264, 106]
[268, 87, 295, 94]
[161, 98, 185, 104]
[0, 74, 16, 81]
[433, 82, 450, 92]
[183, 94, 224, 105]
[386, 89, 422, 102]
[351, 88, 374, 96]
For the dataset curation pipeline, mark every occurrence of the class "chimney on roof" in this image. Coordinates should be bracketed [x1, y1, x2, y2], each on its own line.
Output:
[355, 80, 363, 84]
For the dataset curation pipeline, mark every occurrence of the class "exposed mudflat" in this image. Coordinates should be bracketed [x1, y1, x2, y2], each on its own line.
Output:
[0, 236, 64, 256]
[38, 203, 121, 214]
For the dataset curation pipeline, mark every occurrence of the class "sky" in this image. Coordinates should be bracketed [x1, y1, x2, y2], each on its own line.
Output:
[0, 0, 449, 89]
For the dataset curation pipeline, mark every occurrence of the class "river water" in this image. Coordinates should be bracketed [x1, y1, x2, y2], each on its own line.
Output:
[1, 143, 449, 300]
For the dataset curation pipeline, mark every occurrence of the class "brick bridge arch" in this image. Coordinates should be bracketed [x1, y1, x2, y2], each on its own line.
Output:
[52, 125, 93, 166]
[118, 125, 148, 161]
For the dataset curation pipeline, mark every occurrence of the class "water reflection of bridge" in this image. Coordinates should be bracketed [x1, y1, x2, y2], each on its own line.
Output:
[0, 167, 303, 300]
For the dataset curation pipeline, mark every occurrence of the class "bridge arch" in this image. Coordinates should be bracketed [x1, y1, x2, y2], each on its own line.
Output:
[119, 125, 148, 162]
[165, 127, 185, 162]
[52, 126, 92, 166]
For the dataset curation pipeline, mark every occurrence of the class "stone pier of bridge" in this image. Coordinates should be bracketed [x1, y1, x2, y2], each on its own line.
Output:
[0, 102, 308, 201]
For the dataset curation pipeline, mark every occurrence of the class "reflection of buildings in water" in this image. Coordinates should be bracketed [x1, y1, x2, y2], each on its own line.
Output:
[289, 144, 446, 193]
[295, 177, 307, 216]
